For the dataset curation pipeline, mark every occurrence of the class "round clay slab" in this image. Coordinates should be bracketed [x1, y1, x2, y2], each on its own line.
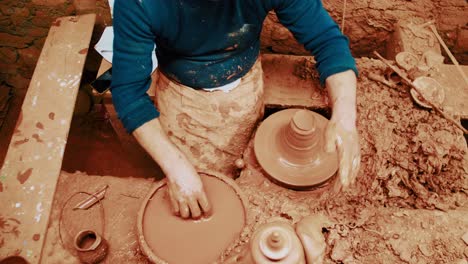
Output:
[410, 76, 445, 108]
[254, 109, 338, 189]
[138, 173, 247, 264]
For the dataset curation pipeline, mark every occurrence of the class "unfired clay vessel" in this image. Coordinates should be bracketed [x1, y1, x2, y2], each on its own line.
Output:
[74, 229, 109, 264]
[137, 172, 248, 264]
[254, 109, 338, 190]
[0, 256, 29, 264]
[249, 220, 305, 264]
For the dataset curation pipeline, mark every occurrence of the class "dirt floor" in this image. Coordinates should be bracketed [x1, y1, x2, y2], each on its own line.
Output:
[41, 58, 467, 263]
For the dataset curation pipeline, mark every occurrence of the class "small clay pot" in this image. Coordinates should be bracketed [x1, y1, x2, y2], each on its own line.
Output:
[250, 221, 305, 264]
[0, 256, 29, 264]
[74, 229, 108, 264]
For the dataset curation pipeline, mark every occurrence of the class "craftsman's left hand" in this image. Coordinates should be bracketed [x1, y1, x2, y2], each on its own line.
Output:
[324, 112, 361, 191]
[324, 70, 361, 191]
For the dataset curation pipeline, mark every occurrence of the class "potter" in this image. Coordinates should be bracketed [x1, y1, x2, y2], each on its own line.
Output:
[112, 0, 361, 219]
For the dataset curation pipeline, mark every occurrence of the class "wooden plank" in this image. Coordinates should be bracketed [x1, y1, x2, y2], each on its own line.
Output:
[0, 14, 96, 263]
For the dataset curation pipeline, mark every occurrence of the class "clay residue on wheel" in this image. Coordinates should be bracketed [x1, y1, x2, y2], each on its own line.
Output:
[141, 175, 246, 264]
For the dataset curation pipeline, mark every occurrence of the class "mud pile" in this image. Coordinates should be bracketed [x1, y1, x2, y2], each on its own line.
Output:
[355, 58, 467, 209]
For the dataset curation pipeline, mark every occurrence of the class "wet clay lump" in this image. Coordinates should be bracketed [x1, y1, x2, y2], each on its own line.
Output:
[142, 175, 245, 264]
[254, 109, 338, 189]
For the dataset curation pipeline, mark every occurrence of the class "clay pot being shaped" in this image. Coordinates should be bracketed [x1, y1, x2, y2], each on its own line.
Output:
[254, 109, 338, 190]
[250, 221, 305, 264]
[74, 229, 109, 264]
[137, 172, 248, 264]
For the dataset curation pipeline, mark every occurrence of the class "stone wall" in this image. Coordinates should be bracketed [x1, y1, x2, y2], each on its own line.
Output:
[261, 0, 467, 63]
[0, 0, 111, 93]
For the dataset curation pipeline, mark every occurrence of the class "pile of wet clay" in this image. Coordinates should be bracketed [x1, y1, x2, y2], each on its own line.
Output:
[355, 58, 466, 209]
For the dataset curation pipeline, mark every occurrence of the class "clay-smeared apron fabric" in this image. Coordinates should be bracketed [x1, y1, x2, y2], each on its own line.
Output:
[155, 59, 264, 178]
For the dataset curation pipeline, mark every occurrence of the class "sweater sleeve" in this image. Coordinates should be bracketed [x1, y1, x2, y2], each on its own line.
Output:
[111, 0, 159, 133]
[273, 0, 358, 85]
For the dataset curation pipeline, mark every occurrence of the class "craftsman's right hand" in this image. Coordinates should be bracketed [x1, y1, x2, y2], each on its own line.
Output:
[166, 163, 212, 219]
[132, 118, 212, 219]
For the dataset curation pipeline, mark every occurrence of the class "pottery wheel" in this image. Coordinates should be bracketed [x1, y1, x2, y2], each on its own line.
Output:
[138, 173, 246, 264]
[254, 109, 338, 189]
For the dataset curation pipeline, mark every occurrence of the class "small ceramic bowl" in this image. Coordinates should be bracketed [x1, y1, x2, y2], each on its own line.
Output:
[410, 76, 445, 108]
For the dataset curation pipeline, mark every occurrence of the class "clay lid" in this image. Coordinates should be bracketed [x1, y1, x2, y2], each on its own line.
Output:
[254, 109, 338, 190]
[137, 172, 248, 264]
[395, 51, 419, 71]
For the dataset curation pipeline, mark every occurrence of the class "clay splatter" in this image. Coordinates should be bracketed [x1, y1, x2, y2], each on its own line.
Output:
[13, 138, 29, 147]
[51, 19, 61, 27]
[17, 168, 33, 184]
[36, 122, 44, 129]
[219, 102, 242, 119]
[79, 48, 88, 54]
[32, 234, 40, 241]
[49, 112, 55, 120]
[32, 134, 44, 143]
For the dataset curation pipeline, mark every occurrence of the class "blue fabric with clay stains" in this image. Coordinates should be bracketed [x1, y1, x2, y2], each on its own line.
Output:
[111, 0, 358, 133]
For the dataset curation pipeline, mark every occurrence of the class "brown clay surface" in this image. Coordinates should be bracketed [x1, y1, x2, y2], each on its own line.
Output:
[254, 109, 338, 189]
[141, 175, 246, 264]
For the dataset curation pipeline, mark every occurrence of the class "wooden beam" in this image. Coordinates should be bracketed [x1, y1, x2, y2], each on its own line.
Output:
[0, 14, 96, 263]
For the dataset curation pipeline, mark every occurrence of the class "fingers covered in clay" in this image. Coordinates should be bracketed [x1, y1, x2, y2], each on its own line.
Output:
[188, 196, 202, 219]
[198, 191, 212, 217]
[166, 169, 212, 219]
[324, 119, 361, 191]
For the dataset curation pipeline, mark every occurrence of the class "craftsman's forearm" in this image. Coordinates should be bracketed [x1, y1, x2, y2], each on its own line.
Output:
[325, 70, 357, 129]
[132, 118, 185, 175]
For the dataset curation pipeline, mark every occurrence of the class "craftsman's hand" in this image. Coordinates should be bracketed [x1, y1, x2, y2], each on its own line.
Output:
[324, 113, 360, 190]
[133, 118, 211, 219]
[166, 161, 212, 219]
[324, 70, 361, 190]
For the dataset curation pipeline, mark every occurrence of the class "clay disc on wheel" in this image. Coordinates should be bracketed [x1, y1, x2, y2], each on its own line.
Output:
[138, 173, 246, 264]
[254, 109, 338, 189]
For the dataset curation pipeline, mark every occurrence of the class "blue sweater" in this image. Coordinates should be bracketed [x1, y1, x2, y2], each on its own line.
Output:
[112, 0, 358, 132]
